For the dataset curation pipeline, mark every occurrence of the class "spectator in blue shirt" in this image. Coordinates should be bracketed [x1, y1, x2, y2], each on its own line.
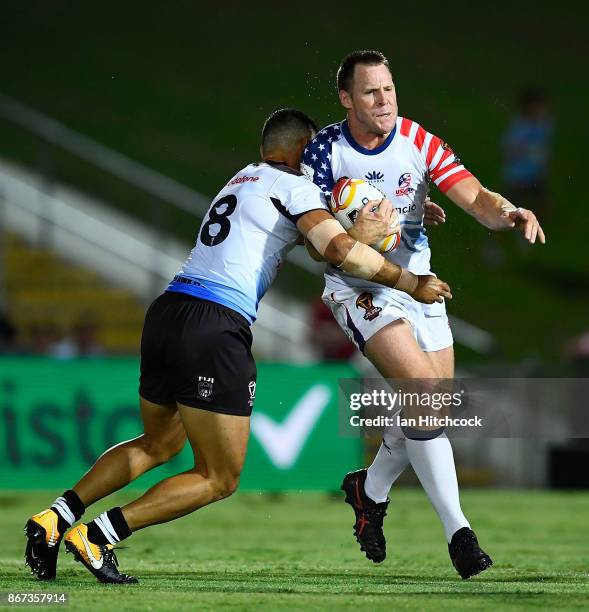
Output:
[502, 87, 553, 219]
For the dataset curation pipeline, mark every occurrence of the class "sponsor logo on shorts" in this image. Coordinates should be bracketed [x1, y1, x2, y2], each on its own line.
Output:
[355, 292, 382, 321]
[248, 380, 256, 407]
[197, 376, 214, 400]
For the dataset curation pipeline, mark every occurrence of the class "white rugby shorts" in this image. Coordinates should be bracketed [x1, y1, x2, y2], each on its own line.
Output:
[322, 285, 453, 353]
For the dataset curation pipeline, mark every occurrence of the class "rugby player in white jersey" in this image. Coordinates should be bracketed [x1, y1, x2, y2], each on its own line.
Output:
[23, 108, 452, 584]
[302, 50, 545, 579]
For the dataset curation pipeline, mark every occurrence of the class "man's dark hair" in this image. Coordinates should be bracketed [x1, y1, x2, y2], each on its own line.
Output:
[337, 50, 390, 92]
[261, 108, 318, 153]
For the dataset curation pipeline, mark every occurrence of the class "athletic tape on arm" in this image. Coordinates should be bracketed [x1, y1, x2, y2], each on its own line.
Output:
[394, 268, 418, 294]
[306, 218, 346, 256]
[477, 187, 518, 214]
[339, 241, 385, 280]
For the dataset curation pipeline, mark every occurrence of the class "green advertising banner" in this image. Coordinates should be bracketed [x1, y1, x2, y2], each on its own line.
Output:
[0, 358, 361, 491]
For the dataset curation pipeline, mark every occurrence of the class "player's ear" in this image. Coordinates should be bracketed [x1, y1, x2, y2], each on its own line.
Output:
[259, 144, 264, 159]
[339, 89, 353, 110]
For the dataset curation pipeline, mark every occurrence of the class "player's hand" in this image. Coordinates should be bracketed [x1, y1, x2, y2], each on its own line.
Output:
[423, 197, 446, 225]
[412, 275, 452, 304]
[501, 207, 546, 244]
[348, 198, 400, 244]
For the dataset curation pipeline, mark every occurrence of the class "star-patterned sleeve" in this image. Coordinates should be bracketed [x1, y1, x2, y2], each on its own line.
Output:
[301, 123, 341, 198]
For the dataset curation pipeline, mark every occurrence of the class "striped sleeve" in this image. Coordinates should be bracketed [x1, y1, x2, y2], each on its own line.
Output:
[425, 134, 472, 192]
[400, 118, 472, 193]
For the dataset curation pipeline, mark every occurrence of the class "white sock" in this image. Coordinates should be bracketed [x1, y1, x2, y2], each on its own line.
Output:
[365, 437, 409, 503]
[405, 434, 470, 542]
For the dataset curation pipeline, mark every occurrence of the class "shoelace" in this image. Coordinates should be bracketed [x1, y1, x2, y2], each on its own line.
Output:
[103, 547, 119, 568]
[105, 546, 136, 579]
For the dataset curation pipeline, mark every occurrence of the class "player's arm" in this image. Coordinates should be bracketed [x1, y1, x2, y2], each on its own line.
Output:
[297, 210, 451, 304]
[304, 198, 398, 261]
[423, 126, 543, 241]
[446, 176, 546, 244]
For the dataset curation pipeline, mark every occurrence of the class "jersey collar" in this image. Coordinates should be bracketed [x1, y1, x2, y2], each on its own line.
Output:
[261, 160, 303, 176]
[341, 119, 396, 156]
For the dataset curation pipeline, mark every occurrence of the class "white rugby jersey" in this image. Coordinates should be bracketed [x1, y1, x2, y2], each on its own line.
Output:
[301, 116, 472, 289]
[167, 161, 327, 323]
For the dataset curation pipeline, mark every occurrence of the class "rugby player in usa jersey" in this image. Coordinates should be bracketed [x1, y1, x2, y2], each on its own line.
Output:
[302, 50, 545, 579]
[24, 108, 452, 584]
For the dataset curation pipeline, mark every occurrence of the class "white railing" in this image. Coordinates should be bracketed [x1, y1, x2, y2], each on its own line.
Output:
[0, 158, 315, 361]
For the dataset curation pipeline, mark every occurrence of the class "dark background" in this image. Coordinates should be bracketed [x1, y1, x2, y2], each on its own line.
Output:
[1, 0, 588, 362]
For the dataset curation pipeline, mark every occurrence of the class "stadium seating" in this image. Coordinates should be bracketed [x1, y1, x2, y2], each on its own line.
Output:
[4, 234, 144, 354]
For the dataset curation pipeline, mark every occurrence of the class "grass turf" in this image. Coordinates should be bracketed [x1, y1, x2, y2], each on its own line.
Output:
[2, 489, 589, 610]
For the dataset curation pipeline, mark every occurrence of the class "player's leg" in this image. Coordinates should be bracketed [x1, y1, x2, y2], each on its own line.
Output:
[333, 287, 491, 575]
[424, 343, 454, 378]
[24, 396, 186, 580]
[324, 289, 413, 562]
[364, 431, 408, 504]
[405, 344, 470, 542]
[64, 405, 249, 584]
[424, 345, 492, 578]
[366, 324, 472, 539]
[74, 397, 186, 507]
[341, 319, 440, 562]
[24, 292, 181, 581]
[361, 319, 433, 490]
[121, 404, 249, 528]
[63, 294, 256, 583]
[343, 315, 467, 563]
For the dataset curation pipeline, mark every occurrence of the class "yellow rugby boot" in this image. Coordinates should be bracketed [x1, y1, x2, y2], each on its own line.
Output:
[64, 524, 138, 584]
[24, 509, 63, 580]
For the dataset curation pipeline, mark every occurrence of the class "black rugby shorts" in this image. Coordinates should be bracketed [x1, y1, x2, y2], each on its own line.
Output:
[139, 292, 257, 416]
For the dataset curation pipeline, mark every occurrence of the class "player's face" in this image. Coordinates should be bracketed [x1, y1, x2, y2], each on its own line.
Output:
[340, 64, 397, 136]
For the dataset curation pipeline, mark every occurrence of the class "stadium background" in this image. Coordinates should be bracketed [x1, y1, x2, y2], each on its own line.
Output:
[1, 1, 588, 609]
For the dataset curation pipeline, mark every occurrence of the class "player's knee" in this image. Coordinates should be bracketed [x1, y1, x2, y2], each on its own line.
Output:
[210, 472, 240, 500]
[166, 431, 187, 459]
[141, 432, 185, 464]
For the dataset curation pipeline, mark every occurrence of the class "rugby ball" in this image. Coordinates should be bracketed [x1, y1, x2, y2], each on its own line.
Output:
[330, 177, 400, 253]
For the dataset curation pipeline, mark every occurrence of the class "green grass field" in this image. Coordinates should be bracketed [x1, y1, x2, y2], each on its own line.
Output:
[2, 489, 589, 610]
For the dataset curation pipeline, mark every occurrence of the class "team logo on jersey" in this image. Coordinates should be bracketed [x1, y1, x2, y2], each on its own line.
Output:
[396, 173, 415, 196]
[197, 376, 214, 399]
[356, 292, 382, 321]
[248, 380, 257, 407]
[365, 170, 384, 183]
[441, 141, 461, 165]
